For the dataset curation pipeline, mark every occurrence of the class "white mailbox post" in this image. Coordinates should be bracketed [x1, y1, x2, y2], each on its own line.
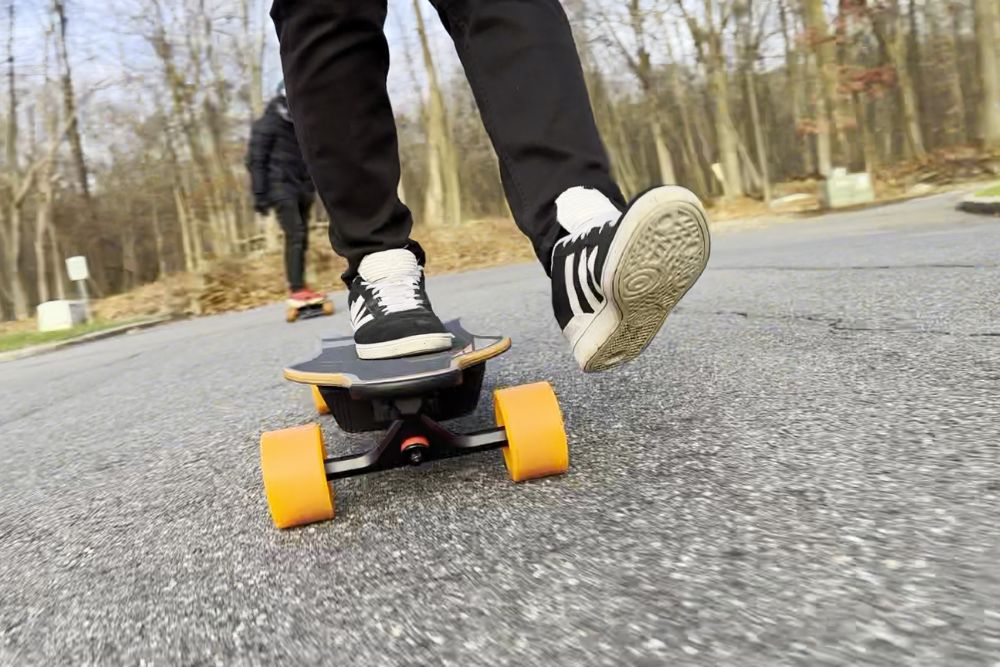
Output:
[65, 256, 91, 322]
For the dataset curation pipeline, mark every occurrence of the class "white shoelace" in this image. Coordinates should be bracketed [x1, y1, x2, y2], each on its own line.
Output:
[370, 274, 422, 313]
[358, 248, 424, 313]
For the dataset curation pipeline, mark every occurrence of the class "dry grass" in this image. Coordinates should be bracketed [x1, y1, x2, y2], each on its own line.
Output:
[0, 219, 535, 335]
[193, 217, 536, 316]
[4, 156, 997, 335]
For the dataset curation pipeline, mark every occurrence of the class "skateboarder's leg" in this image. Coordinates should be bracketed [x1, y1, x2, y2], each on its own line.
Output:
[275, 198, 307, 291]
[433, 0, 710, 371]
[430, 0, 626, 269]
[270, 1, 413, 281]
[271, 1, 450, 358]
[298, 194, 312, 259]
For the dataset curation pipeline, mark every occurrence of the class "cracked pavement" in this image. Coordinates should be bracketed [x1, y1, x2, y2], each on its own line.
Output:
[1, 192, 998, 665]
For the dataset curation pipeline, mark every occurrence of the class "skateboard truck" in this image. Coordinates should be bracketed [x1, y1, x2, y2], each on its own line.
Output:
[323, 406, 509, 479]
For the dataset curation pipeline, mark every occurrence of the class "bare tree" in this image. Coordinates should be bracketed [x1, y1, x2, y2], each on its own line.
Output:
[240, 0, 267, 120]
[661, 21, 710, 196]
[974, 0, 1000, 147]
[412, 0, 462, 226]
[778, 0, 816, 174]
[2, 2, 31, 318]
[737, 0, 772, 202]
[866, 0, 927, 160]
[3, 0, 997, 322]
[34, 26, 59, 304]
[676, 0, 745, 198]
[52, 1, 92, 202]
[800, 0, 842, 175]
[600, 1, 678, 185]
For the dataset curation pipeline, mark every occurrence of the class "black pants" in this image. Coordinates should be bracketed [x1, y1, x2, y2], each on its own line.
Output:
[275, 195, 313, 290]
[270, 0, 624, 280]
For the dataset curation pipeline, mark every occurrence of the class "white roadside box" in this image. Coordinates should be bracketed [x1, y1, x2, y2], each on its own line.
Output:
[36, 300, 88, 332]
[821, 169, 876, 209]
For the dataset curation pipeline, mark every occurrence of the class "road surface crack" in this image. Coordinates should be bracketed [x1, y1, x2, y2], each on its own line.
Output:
[703, 309, 999, 337]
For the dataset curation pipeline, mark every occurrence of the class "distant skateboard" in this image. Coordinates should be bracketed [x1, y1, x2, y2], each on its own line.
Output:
[259, 320, 569, 529]
[285, 294, 334, 323]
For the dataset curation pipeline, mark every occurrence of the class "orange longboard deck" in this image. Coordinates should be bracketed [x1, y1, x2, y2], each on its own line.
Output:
[284, 320, 510, 388]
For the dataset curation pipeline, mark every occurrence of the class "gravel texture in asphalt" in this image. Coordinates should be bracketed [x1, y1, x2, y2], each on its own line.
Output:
[1, 193, 998, 665]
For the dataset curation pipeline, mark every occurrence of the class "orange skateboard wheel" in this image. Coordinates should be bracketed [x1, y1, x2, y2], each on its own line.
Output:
[322, 301, 335, 316]
[260, 423, 335, 529]
[311, 385, 330, 415]
[285, 307, 299, 323]
[494, 382, 569, 482]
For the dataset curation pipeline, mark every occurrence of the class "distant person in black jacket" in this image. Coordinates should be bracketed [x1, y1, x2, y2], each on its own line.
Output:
[246, 81, 325, 308]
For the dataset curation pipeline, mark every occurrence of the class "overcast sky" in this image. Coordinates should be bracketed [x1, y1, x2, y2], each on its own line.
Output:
[7, 0, 458, 113]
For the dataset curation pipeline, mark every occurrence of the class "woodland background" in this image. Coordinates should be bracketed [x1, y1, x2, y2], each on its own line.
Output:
[1, 0, 999, 321]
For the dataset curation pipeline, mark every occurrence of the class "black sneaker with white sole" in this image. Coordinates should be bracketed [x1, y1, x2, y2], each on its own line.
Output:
[550, 185, 711, 371]
[348, 248, 452, 360]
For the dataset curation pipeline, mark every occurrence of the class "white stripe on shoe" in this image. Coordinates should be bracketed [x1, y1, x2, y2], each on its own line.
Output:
[578, 247, 601, 312]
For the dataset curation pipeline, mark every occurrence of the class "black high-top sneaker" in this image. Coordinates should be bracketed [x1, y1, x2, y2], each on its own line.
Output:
[348, 248, 452, 359]
[550, 185, 711, 372]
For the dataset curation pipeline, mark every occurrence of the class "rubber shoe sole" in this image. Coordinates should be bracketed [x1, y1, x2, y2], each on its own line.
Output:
[355, 332, 453, 360]
[572, 186, 711, 372]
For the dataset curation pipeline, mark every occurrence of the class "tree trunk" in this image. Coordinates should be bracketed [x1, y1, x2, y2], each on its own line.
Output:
[49, 226, 66, 300]
[662, 24, 709, 195]
[950, 4, 975, 142]
[705, 25, 743, 198]
[891, 24, 926, 160]
[779, 0, 814, 175]
[151, 198, 168, 279]
[5, 2, 29, 319]
[853, 90, 878, 176]
[151, 11, 233, 257]
[35, 190, 52, 304]
[975, 0, 1000, 148]
[413, 0, 461, 226]
[174, 185, 197, 273]
[927, 0, 968, 144]
[7, 205, 29, 319]
[34, 27, 58, 306]
[869, 3, 927, 160]
[806, 52, 834, 177]
[746, 65, 771, 203]
[121, 228, 137, 290]
[906, 0, 928, 147]
[581, 48, 642, 196]
[896, 51, 927, 159]
[52, 1, 90, 202]
[801, 0, 849, 167]
[615, 0, 677, 186]
[651, 117, 677, 185]
[240, 0, 265, 120]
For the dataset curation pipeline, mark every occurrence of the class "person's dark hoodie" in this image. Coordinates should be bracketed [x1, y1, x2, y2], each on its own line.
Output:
[245, 96, 315, 205]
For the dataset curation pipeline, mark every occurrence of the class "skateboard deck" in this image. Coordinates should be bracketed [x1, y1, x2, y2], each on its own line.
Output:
[260, 320, 568, 530]
[284, 320, 510, 390]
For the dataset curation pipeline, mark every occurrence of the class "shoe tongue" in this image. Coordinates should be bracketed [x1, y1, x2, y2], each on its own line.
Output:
[358, 248, 419, 283]
[556, 186, 621, 235]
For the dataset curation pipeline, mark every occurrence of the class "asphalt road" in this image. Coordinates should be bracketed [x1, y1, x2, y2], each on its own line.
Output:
[1, 192, 998, 666]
